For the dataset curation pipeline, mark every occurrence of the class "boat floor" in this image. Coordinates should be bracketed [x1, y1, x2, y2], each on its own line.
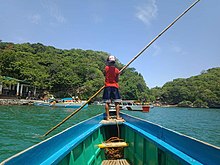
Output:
[102, 159, 130, 165]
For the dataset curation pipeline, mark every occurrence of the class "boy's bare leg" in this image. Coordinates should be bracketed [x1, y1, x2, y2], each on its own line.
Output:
[105, 102, 110, 120]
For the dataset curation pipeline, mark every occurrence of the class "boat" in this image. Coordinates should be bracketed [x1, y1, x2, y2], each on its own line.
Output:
[120, 100, 152, 112]
[1, 112, 220, 165]
[34, 101, 88, 108]
[34, 98, 88, 108]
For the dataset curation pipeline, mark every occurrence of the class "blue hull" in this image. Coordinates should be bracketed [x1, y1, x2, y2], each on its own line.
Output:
[1, 113, 220, 165]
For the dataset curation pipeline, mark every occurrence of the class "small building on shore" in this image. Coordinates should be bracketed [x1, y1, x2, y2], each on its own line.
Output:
[0, 76, 36, 99]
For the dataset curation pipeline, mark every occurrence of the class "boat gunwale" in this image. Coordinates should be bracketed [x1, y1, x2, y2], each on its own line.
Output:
[121, 112, 220, 165]
[123, 121, 202, 164]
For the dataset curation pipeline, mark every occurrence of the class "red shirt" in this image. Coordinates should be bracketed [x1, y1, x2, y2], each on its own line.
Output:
[104, 65, 120, 88]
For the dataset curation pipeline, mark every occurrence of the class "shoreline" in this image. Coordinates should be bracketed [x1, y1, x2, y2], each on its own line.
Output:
[0, 99, 35, 106]
[0, 99, 216, 109]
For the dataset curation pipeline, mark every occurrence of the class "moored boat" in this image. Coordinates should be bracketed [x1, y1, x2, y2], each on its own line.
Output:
[1, 112, 220, 165]
[120, 100, 152, 112]
[34, 99, 88, 108]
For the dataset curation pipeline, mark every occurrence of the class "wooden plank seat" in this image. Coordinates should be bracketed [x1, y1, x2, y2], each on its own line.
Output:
[102, 159, 130, 165]
[100, 118, 125, 125]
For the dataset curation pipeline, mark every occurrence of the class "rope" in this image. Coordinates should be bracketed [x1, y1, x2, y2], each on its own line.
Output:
[116, 120, 120, 138]
[104, 120, 124, 160]
[104, 137, 125, 160]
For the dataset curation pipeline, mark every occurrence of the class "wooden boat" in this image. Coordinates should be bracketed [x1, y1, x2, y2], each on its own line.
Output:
[34, 101, 88, 108]
[120, 101, 151, 112]
[34, 98, 88, 108]
[1, 112, 220, 165]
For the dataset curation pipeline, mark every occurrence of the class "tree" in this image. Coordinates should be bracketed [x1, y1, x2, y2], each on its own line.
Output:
[0, 42, 148, 100]
[150, 67, 220, 108]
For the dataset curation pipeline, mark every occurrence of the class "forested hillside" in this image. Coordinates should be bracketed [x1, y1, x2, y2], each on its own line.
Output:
[0, 42, 150, 101]
[151, 68, 220, 108]
[1, 42, 219, 108]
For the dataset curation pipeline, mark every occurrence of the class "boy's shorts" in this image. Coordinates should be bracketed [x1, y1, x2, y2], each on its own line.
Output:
[103, 87, 122, 103]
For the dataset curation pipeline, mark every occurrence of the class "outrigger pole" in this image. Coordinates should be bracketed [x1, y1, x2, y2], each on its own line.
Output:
[43, 0, 200, 137]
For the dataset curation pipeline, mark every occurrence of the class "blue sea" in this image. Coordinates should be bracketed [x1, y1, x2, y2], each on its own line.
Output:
[0, 105, 220, 162]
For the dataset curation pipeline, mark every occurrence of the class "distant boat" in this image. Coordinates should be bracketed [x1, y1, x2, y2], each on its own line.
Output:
[120, 100, 152, 112]
[34, 97, 88, 108]
[1, 112, 220, 164]
[92, 101, 105, 106]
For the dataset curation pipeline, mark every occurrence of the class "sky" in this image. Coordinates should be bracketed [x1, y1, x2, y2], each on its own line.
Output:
[0, 0, 219, 88]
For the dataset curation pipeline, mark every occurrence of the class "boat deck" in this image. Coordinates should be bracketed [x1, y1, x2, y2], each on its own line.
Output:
[102, 159, 130, 165]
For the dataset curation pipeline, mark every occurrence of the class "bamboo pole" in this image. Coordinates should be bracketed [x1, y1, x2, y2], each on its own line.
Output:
[43, 86, 105, 137]
[43, 0, 200, 137]
[120, 0, 200, 73]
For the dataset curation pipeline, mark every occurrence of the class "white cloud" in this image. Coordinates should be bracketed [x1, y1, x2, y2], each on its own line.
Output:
[29, 14, 41, 24]
[135, 0, 158, 25]
[41, 0, 66, 23]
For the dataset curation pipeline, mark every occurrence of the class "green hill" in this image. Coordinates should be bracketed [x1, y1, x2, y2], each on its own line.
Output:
[1, 42, 219, 108]
[151, 67, 220, 108]
[0, 42, 150, 101]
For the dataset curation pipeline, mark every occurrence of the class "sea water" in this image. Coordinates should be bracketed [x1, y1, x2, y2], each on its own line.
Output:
[0, 105, 220, 162]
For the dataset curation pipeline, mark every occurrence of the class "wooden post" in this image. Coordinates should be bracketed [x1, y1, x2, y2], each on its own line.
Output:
[0, 82, 2, 95]
[33, 87, 36, 97]
[16, 82, 20, 96]
[20, 84, 23, 96]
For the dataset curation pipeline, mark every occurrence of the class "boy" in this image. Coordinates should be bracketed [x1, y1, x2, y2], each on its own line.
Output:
[103, 55, 122, 120]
